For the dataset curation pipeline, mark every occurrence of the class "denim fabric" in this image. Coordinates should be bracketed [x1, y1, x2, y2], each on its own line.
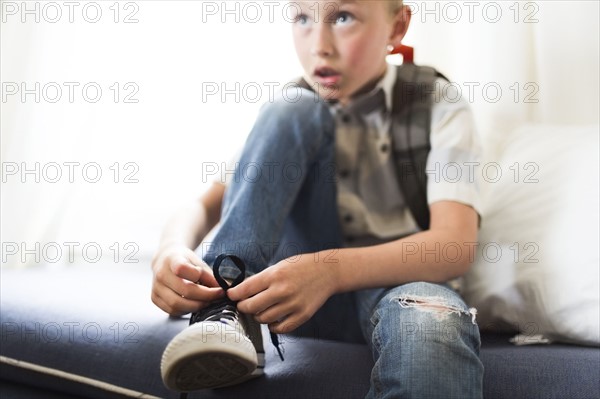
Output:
[202, 89, 484, 398]
[203, 89, 342, 277]
[356, 284, 484, 399]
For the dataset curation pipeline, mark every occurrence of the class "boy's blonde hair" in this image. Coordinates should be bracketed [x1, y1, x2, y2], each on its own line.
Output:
[387, 0, 404, 15]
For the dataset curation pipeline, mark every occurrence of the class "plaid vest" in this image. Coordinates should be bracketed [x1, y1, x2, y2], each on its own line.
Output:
[296, 64, 444, 231]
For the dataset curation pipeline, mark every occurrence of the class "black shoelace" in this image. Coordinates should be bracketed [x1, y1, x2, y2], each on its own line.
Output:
[189, 299, 238, 325]
[180, 254, 284, 399]
[210, 254, 284, 361]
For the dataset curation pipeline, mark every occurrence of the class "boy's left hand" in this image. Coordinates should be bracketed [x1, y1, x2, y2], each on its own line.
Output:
[227, 251, 338, 334]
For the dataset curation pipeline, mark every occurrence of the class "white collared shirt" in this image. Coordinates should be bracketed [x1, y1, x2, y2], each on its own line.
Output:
[219, 64, 482, 247]
[332, 65, 482, 246]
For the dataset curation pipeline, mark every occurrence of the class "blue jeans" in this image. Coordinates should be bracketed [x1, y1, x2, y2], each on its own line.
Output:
[202, 89, 484, 399]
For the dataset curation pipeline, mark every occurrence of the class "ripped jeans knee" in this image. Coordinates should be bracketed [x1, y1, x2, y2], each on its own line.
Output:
[358, 282, 481, 349]
[397, 294, 478, 324]
[357, 282, 484, 399]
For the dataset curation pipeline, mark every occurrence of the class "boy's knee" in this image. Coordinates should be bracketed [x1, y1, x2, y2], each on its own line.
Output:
[382, 283, 473, 315]
[371, 282, 479, 345]
[261, 87, 334, 131]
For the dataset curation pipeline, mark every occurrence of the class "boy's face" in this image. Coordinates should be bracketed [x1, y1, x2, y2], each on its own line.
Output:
[291, 1, 409, 105]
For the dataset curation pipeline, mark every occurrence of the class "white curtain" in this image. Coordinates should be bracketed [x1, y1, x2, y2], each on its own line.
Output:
[406, 1, 599, 144]
[2, 1, 598, 267]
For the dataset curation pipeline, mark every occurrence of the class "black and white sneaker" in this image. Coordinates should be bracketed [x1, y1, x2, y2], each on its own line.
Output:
[161, 254, 283, 393]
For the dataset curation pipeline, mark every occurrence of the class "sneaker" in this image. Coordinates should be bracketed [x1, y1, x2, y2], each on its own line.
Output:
[160, 254, 282, 392]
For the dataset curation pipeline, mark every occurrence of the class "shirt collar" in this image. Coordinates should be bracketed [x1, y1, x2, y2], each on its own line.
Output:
[379, 63, 397, 112]
[332, 63, 396, 114]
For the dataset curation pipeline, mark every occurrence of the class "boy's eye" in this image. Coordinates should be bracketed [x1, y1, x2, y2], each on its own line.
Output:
[334, 12, 354, 25]
[294, 13, 310, 25]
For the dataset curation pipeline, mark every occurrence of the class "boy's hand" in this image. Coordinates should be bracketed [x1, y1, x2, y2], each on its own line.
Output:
[151, 245, 225, 316]
[227, 252, 339, 334]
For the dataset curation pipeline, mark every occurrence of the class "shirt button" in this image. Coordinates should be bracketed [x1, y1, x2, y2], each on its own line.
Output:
[344, 214, 354, 223]
[380, 143, 389, 153]
[341, 114, 351, 123]
[346, 236, 355, 243]
[339, 170, 350, 178]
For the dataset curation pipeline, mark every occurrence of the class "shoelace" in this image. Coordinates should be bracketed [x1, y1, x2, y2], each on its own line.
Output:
[189, 299, 238, 326]
[210, 254, 285, 362]
[180, 255, 284, 399]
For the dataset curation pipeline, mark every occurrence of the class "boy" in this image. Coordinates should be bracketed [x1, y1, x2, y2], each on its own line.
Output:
[152, 1, 484, 397]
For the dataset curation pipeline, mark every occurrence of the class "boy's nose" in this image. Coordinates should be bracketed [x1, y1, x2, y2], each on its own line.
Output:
[311, 26, 334, 57]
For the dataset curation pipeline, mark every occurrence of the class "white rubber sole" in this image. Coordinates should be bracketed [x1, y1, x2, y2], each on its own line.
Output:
[161, 321, 259, 391]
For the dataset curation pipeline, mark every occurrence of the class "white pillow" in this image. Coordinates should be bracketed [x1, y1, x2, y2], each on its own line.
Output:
[462, 124, 600, 346]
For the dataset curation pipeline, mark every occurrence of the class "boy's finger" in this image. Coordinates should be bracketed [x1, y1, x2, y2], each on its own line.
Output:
[268, 314, 303, 334]
[236, 291, 272, 315]
[227, 273, 268, 301]
[194, 265, 220, 288]
[186, 251, 206, 268]
[183, 284, 225, 302]
[170, 257, 199, 280]
[163, 266, 223, 301]
[153, 290, 207, 316]
[170, 259, 213, 286]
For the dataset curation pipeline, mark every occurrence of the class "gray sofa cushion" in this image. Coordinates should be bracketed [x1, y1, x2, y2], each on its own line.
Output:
[0, 379, 85, 399]
[1, 264, 598, 398]
[479, 335, 600, 398]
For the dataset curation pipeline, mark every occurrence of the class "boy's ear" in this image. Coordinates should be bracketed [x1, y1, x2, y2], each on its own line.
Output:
[388, 6, 411, 49]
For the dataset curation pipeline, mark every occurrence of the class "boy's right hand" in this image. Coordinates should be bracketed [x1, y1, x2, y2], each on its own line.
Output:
[151, 245, 225, 316]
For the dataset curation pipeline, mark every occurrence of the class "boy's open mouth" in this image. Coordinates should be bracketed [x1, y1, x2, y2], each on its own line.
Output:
[314, 67, 341, 87]
[314, 67, 340, 78]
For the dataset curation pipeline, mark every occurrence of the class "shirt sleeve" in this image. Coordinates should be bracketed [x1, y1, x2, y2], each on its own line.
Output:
[426, 78, 483, 216]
